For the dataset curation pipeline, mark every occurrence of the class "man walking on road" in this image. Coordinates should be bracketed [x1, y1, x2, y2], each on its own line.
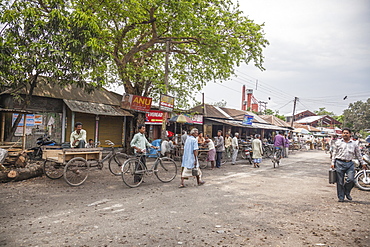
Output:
[231, 132, 239, 165]
[214, 130, 225, 168]
[331, 128, 366, 202]
[179, 128, 205, 188]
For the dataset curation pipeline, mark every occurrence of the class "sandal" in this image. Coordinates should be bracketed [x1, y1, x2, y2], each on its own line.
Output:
[178, 184, 186, 188]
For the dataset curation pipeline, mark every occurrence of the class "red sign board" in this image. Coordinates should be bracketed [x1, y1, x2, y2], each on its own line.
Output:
[121, 93, 152, 113]
[145, 110, 164, 125]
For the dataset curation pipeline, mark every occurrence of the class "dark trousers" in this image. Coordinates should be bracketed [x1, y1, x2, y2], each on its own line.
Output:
[75, 140, 86, 148]
[134, 155, 146, 182]
[335, 160, 355, 200]
[216, 151, 223, 167]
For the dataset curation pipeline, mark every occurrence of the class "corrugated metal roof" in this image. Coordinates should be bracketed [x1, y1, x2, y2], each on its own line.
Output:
[207, 118, 290, 131]
[260, 115, 292, 128]
[26, 77, 123, 106]
[63, 99, 132, 117]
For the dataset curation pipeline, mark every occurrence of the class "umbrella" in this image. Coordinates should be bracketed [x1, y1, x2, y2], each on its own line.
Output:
[169, 114, 193, 124]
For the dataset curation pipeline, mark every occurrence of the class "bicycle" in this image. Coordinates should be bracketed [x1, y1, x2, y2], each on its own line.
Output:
[121, 151, 177, 188]
[271, 146, 282, 168]
[198, 149, 229, 169]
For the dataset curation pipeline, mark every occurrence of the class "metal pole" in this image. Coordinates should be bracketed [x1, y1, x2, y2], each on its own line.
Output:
[291, 97, 298, 128]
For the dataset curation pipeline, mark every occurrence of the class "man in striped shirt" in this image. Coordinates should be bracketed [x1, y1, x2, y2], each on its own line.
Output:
[331, 128, 366, 202]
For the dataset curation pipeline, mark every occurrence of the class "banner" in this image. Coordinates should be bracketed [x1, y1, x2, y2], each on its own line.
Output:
[159, 94, 174, 112]
[191, 114, 203, 125]
[242, 114, 254, 125]
[145, 110, 164, 125]
[121, 93, 152, 113]
[12, 114, 35, 127]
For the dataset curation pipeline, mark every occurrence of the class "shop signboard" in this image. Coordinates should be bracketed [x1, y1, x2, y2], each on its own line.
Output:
[145, 110, 164, 125]
[191, 114, 203, 125]
[121, 93, 152, 113]
[242, 114, 254, 125]
[159, 94, 174, 112]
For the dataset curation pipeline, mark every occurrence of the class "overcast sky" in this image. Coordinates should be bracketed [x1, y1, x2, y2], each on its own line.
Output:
[195, 0, 370, 116]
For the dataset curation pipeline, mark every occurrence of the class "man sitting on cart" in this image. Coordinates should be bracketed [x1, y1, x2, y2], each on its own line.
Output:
[70, 122, 87, 148]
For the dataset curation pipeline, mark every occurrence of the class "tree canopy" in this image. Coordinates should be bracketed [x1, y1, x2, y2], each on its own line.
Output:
[314, 107, 334, 116]
[1, 0, 269, 108]
[343, 98, 370, 134]
[70, 0, 268, 108]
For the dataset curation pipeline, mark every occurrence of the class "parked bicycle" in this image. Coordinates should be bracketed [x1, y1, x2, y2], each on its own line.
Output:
[121, 152, 177, 188]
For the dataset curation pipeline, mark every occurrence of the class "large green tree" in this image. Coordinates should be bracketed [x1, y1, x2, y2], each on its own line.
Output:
[71, 0, 269, 108]
[0, 0, 108, 140]
[343, 98, 370, 134]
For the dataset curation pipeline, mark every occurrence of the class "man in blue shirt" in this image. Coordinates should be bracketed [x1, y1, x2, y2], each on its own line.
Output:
[179, 128, 205, 188]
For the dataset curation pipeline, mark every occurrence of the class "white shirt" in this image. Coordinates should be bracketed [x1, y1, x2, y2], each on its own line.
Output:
[232, 136, 239, 149]
[207, 139, 215, 150]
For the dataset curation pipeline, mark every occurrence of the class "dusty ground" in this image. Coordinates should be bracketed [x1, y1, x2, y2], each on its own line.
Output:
[0, 150, 369, 247]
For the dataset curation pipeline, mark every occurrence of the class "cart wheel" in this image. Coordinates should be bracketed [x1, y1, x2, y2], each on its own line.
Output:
[43, 160, 64, 179]
[64, 157, 89, 186]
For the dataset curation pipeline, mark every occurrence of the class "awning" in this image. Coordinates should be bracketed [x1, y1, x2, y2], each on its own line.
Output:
[63, 99, 132, 117]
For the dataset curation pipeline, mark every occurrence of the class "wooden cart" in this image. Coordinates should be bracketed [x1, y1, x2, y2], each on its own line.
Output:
[43, 147, 103, 186]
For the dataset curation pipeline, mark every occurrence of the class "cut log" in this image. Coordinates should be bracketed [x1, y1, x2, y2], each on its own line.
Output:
[7, 170, 17, 178]
[15, 155, 26, 168]
[0, 164, 43, 182]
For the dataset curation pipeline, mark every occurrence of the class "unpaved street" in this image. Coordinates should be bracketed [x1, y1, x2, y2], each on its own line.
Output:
[1, 150, 369, 246]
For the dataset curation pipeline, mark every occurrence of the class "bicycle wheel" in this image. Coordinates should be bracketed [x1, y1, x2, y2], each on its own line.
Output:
[355, 170, 370, 191]
[43, 160, 64, 179]
[64, 157, 89, 186]
[121, 158, 145, 188]
[108, 153, 129, 176]
[198, 152, 209, 169]
[155, 157, 177, 183]
[241, 150, 247, 159]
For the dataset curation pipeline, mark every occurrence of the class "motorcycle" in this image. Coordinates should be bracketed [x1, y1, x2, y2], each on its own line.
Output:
[353, 153, 370, 191]
[28, 134, 57, 160]
[240, 144, 253, 164]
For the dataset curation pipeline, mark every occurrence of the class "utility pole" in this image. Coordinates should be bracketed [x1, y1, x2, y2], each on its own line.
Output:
[291, 97, 298, 127]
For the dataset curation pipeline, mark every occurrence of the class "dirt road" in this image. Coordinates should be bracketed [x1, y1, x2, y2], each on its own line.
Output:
[1, 150, 369, 246]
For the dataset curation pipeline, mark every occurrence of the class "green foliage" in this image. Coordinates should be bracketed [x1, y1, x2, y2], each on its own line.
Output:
[71, 0, 269, 108]
[343, 98, 370, 134]
[314, 107, 335, 116]
[262, 108, 286, 121]
[0, 0, 109, 99]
